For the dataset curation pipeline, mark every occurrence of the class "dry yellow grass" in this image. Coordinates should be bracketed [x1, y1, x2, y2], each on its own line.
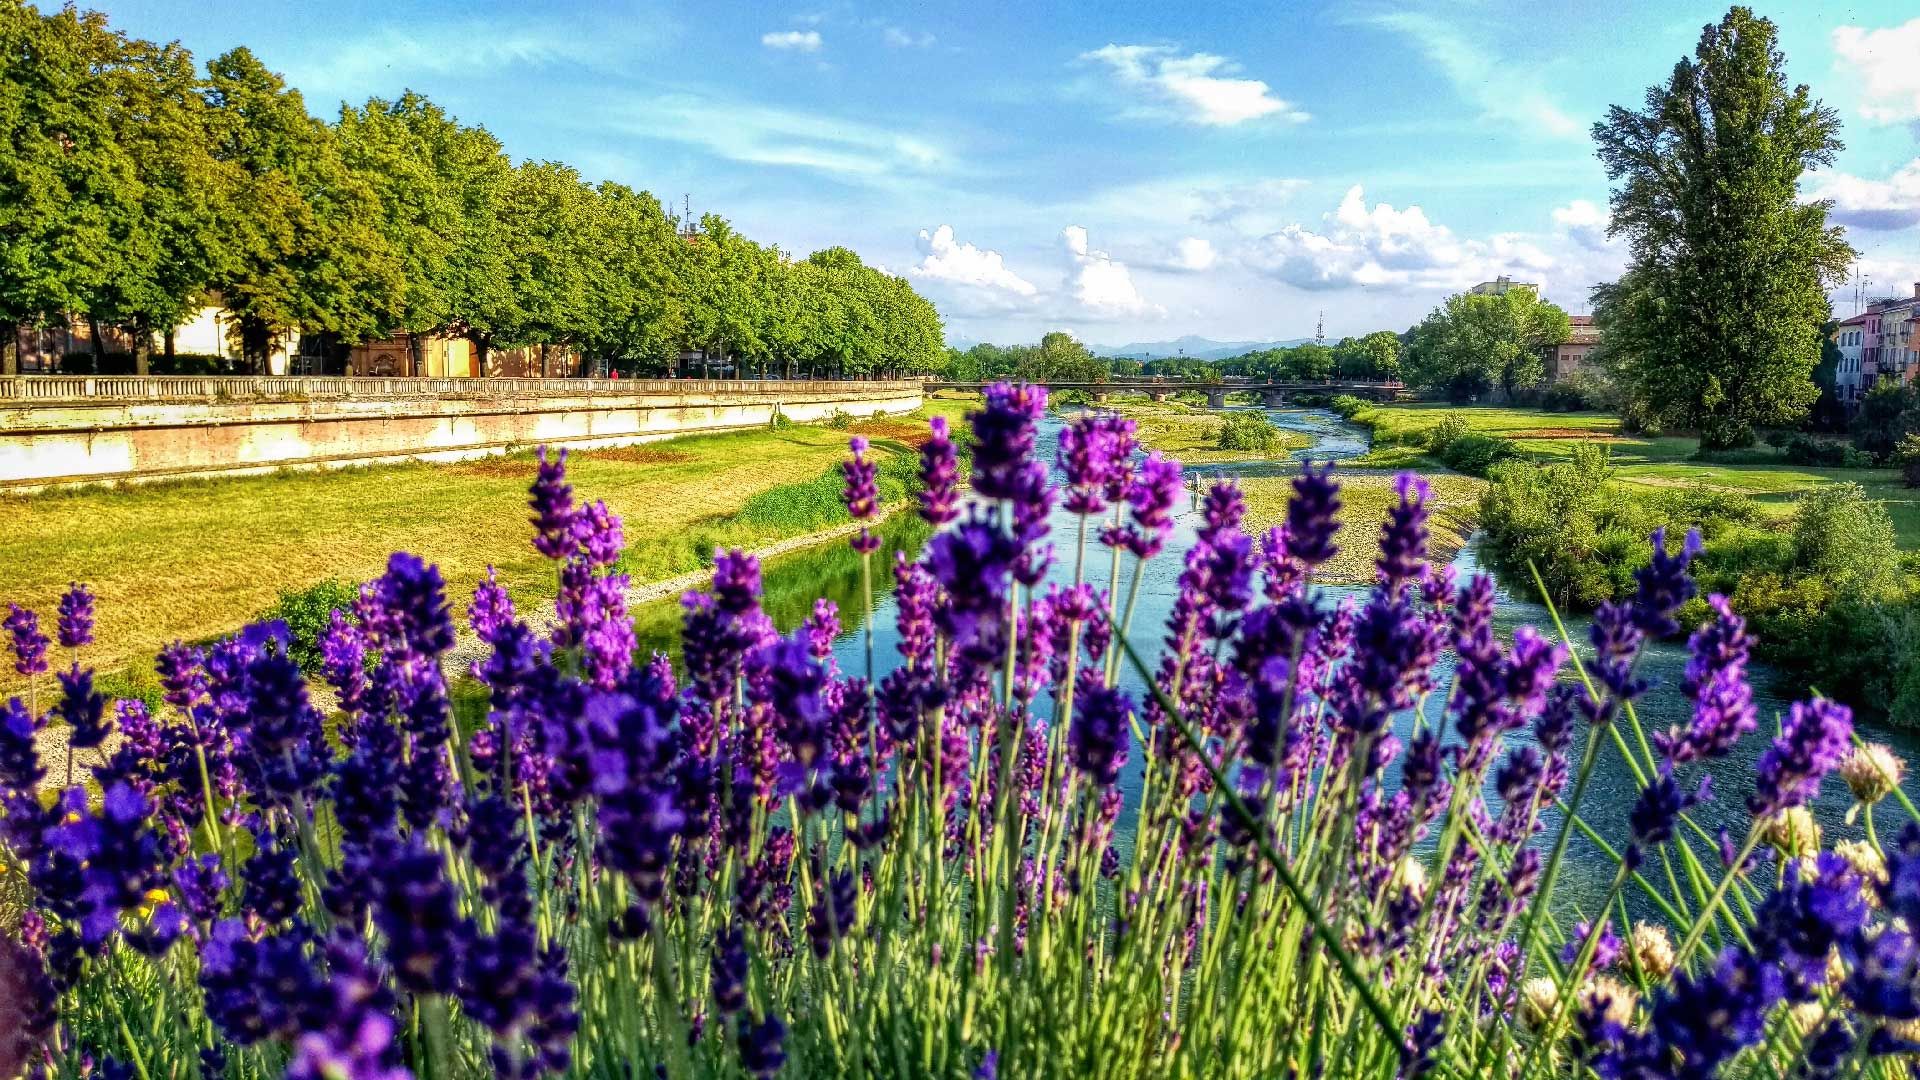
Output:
[1238, 471, 1487, 585]
[0, 402, 972, 687]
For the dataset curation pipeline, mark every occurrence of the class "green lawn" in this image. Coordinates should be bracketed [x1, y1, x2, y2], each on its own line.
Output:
[0, 402, 970, 690]
[1347, 402, 1920, 546]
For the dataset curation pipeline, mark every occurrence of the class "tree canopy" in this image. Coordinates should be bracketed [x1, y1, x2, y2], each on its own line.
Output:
[1591, 6, 1854, 447]
[0, 1, 944, 376]
[1404, 288, 1570, 402]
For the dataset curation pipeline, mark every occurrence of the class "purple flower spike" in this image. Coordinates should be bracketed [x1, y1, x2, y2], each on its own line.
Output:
[1287, 462, 1341, 569]
[712, 550, 763, 616]
[468, 567, 515, 643]
[1657, 595, 1755, 767]
[1376, 473, 1431, 592]
[969, 382, 1048, 502]
[1750, 698, 1853, 818]
[1060, 413, 1130, 515]
[3, 605, 49, 678]
[528, 447, 576, 560]
[737, 1013, 788, 1078]
[56, 583, 93, 649]
[1121, 453, 1184, 559]
[1069, 672, 1132, 786]
[843, 435, 879, 523]
[572, 501, 625, 567]
[1632, 527, 1701, 638]
[919, 416, 961, 526]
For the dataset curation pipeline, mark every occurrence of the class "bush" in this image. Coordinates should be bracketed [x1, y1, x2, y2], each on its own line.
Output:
[1539, 370, 1615, 413]
[1782, 433, 1871, 467]
[824, 410, 856, 429]
[1434, 432, 1517, 475]
[261, 578, 362, 674]
[1896, 433, 1920, 487]
[1423, 413, 1470, 456]
[1325, 394, 1367, 419]
[1216, 411, 1285, 452]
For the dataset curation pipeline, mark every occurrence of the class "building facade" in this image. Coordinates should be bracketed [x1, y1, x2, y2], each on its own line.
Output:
[1872, 286, 1920, 388]
[1468, 276, 1539, 297]
[1833, 311, 1872, 404]
[1544, 315, 1601, 381]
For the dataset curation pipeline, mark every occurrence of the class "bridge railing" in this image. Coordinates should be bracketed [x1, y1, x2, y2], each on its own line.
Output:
[0, 375, 921, 404]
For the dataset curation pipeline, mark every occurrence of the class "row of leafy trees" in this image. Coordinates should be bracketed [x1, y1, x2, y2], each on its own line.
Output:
[1218, 332, 1401, 382]
[0, 1, 944, 376]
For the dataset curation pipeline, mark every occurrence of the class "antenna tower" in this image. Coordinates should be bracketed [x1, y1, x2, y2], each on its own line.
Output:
[1315, 311, 1325, 347]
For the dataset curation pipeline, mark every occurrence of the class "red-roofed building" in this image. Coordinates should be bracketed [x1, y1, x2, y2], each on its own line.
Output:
[1544, 315, 1601, 381]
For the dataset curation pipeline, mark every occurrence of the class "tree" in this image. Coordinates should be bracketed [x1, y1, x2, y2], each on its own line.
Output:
[585, 182, 685, 374]
[202, 48, 399, 370]
[1406, 288, 1569, 401]
[1592, 6, 1854, 448]
[1332, 331, 1400, 380]
[335, 92, 514, 365]
[0, 4, 136, 374]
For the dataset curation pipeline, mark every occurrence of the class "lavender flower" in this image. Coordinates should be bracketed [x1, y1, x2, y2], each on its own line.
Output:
[470, 566, 515, 643]
[1657, 594, 1755, 766]
[3, 604, 48, 678]
[56, 583, 93, 649]
[1120, 453, 1184, 559]
[1375, 473, 1430, 592]
[737, 1014, 788, 1078]
[919, 415, 961, 526]
[1069, 674, 1132, 786]
[529, 447, 576, 560]
[1632, 527, 1701, 638]
[1286, 463, 1341, 569]
[572, 500, 624, 567]
[1750, 698, 1853, 817]
[53, 664, 108, 752]
[970, 382, 1048, 501]
[1059, 413, 1132, 515]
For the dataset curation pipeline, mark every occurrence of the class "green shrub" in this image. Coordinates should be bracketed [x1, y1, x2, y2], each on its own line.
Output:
[1424, 413, 1470, 456]
[1435, 432, 1517, 475]
[824, 410, 855, 430]
[1895, 433, 1920, 487]
[1326, 394, 1366, 419]
[1216, 412, 1284, 452]
[262, 578, 362, 674]
[1782, 433, 1870, 467]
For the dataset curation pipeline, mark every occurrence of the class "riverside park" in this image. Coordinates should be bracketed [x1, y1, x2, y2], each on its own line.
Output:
[8, 3, 1920, 1078]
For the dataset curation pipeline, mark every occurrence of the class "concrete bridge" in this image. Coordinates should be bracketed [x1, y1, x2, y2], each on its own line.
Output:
[0, 375, 923, 489]
[928, 379, 1404, 408]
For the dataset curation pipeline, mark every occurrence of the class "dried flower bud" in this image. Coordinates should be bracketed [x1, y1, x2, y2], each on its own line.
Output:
[1628, 922, 1674, 981]
[1835, 839, 1887, 904]
[1391, 857, 1429, 901]
[1519, 977, 1560, 1030]
[1839, 743, 1905, 807]
[1579, 976, 1638, 1029]
[1762, 806, 1820, 860]
[1787, 1001, 1826, 1037]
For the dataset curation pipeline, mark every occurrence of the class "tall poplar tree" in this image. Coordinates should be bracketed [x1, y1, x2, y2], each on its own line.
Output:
[1592, 6, 1854, 447]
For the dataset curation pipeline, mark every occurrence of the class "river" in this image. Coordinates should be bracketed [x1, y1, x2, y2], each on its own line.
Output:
[632, 403, 1920, 918]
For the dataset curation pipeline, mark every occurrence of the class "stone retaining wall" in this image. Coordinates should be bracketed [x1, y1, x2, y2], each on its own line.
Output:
[0, 377, 924, 489]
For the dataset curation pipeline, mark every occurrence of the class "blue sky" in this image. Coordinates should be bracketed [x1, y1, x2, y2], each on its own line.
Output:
[99, 0, 1920, 347]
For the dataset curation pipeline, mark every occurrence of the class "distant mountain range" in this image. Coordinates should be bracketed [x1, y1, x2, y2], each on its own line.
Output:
[1090, 335, 1312, 361]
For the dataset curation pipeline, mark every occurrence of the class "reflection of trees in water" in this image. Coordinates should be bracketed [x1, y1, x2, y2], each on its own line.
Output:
[631, 514, 933, 665]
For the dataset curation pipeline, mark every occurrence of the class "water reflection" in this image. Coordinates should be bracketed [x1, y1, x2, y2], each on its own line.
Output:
[631, 404, 1920, 919]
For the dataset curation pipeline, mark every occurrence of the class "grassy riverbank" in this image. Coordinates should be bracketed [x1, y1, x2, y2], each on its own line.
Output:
[1343, 401, 1920, 545]
[1240, 472, 1487, 584]
[1108, 400, 1313, 463]
[0, 403, 969, 691]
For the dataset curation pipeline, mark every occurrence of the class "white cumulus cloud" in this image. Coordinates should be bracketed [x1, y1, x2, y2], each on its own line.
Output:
[910, 226, 1039, 301]
[1245, 185, 1552, 291]
[1552, 199, 1613, 250]
[1813, 160, 1920, 231]
[1081, 44, 1308, 127]
[1169, 237, 1217, 271]
[1061, 225, 1163, 317]
[761, 29, 823, 52]
[1834, 19, 1920, 122]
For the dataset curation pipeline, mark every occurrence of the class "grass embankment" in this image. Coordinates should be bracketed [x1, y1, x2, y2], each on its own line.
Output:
[1343, 401, 1920, 546]
[0, 402, 972, 693]
[1107, 401, 1312, 463]
[1239, 473, 1487, 585]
